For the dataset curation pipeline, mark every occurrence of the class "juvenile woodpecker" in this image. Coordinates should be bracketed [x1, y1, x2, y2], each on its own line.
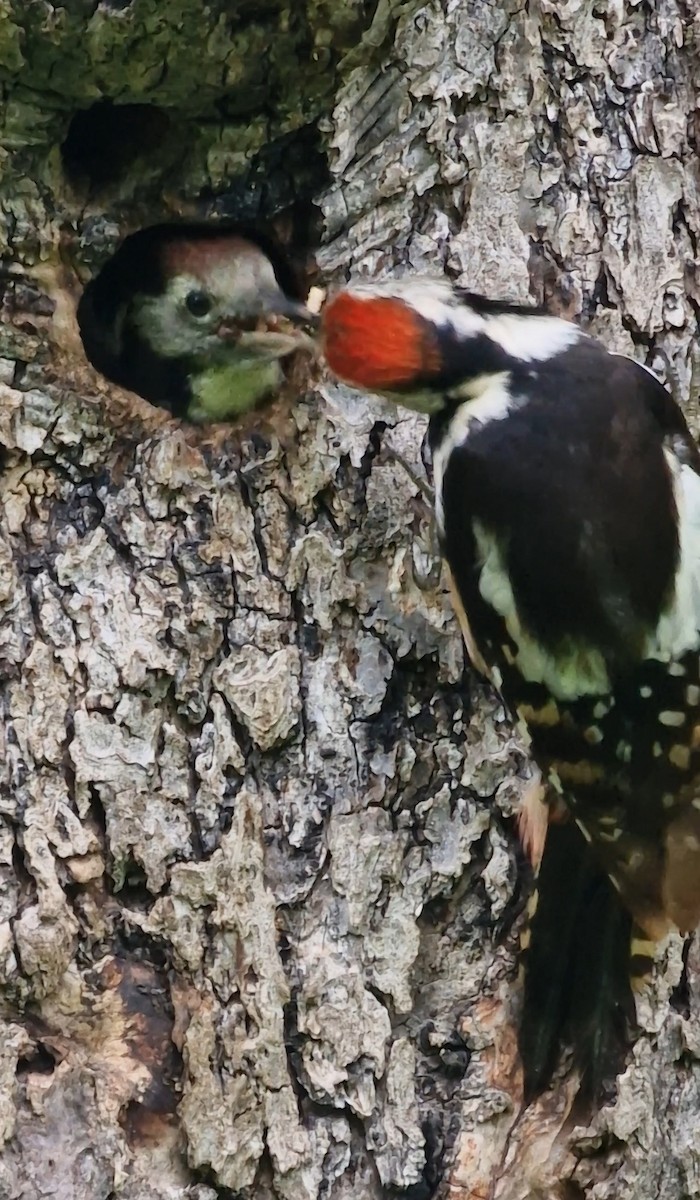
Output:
[77, 222, 313, 424]
[320, 278, 700, 1093]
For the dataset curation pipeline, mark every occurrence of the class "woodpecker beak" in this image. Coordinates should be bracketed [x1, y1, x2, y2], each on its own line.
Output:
[275, 297, 319, 326]
[216, 297, 318, 359]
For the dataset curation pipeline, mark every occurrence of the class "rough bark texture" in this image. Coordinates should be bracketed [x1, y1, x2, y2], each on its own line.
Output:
[1, 2, 699, 1199]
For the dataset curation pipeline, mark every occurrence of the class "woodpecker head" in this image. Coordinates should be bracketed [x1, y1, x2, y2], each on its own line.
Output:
[320, 282, 445, 412]
[78, 222, 314, 423]
[320, 278, 578, 412]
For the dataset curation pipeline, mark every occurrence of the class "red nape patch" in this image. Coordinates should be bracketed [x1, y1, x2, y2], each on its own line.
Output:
[322, 292, 442, 390]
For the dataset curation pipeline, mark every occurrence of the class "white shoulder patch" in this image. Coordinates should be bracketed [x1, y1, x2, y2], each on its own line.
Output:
[481, 312, 584, 362]
[349, 277, 485, 338]
[645, 450, 700, 663]
[431, 373, 515, 534]
[472, 519, 611, 700]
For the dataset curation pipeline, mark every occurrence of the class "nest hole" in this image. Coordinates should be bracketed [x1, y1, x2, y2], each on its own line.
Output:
[16, 1043, 57, 1078]
[76, 217, 312, 411]
[62, 101, 173, 187]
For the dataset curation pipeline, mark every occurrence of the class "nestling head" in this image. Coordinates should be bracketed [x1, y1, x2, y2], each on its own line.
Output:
[131, 233, 313, 364]
[77, 221, 316, 422]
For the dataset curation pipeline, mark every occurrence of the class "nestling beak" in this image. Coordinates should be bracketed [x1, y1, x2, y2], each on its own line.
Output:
[216, 296, 319, 360]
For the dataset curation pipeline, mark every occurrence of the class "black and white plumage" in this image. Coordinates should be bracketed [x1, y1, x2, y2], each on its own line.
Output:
[321, 278, 700, 1094]
[77, 222, 313, 424]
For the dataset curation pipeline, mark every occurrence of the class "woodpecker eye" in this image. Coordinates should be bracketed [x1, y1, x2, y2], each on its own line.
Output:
[184, 290, 212, 318]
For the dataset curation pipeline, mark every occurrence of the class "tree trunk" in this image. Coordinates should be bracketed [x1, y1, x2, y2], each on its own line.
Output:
[0, 2, 699, 1198]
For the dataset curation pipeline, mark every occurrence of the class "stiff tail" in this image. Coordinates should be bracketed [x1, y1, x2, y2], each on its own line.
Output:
[518, 820, 636, 1101]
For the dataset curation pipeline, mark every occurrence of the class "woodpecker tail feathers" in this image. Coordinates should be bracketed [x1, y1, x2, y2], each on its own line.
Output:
[518, 820, 636, 1103]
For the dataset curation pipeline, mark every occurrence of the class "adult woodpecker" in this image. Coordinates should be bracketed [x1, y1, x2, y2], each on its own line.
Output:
[77, 222, 313, 424]
[320, 278, 700, 1095]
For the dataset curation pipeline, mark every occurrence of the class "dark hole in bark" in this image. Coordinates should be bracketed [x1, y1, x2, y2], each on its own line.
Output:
[16, 1043, 57, 1077]
[118, 1099, 176, 1147]
[112, 859, 154, 908]
[670, 937, 691, 1017]
[61, 101, 172, 186]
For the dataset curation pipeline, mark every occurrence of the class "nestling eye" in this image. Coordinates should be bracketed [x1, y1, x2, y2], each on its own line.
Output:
[185, 290, 212, 318]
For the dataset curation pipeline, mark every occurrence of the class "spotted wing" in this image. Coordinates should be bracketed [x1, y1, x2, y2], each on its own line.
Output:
[437, 348, 700, 940]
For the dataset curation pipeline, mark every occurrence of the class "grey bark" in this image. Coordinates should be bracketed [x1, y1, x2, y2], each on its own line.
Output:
[0, 2, 699, 1199]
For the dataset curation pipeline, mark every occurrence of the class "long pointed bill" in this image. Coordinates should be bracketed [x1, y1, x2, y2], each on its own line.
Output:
[235, 328, 315, 359]
[216, 298, 317, 360]
[274, 297, 320, 327]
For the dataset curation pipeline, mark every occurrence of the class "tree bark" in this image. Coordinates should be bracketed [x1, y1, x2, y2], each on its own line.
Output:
[0, 2, 699, 1198]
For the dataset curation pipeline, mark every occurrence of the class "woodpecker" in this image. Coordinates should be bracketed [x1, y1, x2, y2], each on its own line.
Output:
[77, 222, 313, 424]
[320, 278, 700, 1094]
